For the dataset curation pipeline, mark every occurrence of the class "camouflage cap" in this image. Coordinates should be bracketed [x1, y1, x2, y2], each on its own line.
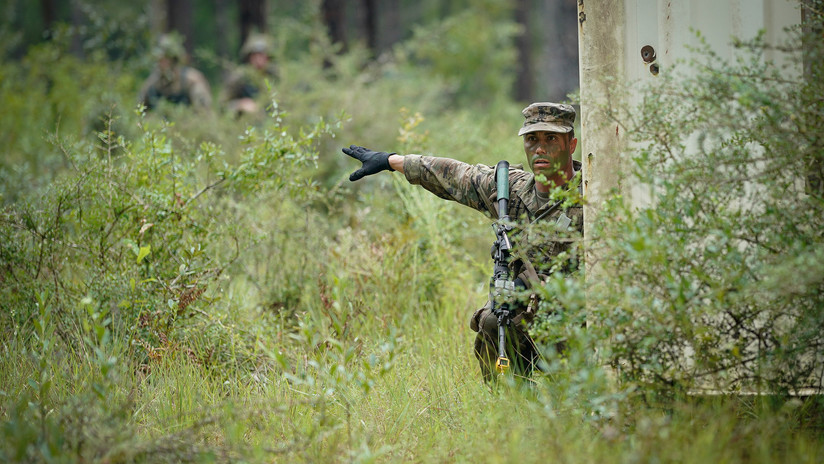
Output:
[518, 102, 576, 136]
[240, 33, 272, 59]
[153, 33, 186, 61]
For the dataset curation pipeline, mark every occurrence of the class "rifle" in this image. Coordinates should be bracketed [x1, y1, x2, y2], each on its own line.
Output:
[490, 161, 515, 375]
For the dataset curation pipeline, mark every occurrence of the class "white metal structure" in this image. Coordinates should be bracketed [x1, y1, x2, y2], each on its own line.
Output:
[578, 0, 801, 245]
[576, 0, 809, 392]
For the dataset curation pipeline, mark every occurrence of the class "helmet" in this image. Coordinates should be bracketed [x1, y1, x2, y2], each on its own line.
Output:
[240, 33, 272, 60]
[153, 33, 186, 62]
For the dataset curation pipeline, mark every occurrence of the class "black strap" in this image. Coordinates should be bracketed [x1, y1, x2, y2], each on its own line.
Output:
[530, 199, 564, 225]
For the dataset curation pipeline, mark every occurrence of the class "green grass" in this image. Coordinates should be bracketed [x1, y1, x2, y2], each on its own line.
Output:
[2, 25, 823, 464]
[3, 263, 823, 463]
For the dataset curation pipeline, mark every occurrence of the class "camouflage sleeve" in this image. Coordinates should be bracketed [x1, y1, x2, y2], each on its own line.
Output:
[185, 68, 213, 110]
[220, 71, 245, 103]
[403, 155, 498, 217]
[137, 72, 159, 108]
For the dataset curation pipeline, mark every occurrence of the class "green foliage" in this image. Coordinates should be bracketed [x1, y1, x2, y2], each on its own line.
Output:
[2, 3, 824, 463]
[0, 92, 334, 378]
[398, 0, 520, 107]
[0, 47, 135, 201]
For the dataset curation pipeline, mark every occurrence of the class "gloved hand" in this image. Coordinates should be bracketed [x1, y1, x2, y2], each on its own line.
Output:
[341, 145, 395, 181]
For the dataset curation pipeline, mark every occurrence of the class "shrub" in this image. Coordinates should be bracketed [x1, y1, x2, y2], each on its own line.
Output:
[582, 27, 824, 396]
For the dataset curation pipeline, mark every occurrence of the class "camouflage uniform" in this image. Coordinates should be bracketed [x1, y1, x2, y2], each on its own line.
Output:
[221, 33, 277, 116]
[221, 64, 277, 110]
[138, 66, 213, 111]
[403, 154, 583, 381]
[138, 34, 213, 112]
[341, 102, 581, 381]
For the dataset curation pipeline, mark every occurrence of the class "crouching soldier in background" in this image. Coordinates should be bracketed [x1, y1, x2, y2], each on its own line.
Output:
[221, 32, 278, 118]
[138, 33, 213, 112]
[341, 103, 584, 381]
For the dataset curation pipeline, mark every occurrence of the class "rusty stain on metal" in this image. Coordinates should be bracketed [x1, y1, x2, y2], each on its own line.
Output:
[584, 153, 592, 194]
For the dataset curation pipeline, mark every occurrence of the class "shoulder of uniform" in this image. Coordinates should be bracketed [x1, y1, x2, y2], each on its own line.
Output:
[144, 68, 162, 82]
[509, 166, 533, 184]
[183, 67, 207, 81]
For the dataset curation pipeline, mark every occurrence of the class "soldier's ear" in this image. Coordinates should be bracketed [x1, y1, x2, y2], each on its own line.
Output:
[569, 136, 578, 154]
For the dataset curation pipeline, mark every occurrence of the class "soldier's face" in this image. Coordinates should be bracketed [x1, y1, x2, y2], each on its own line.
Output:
[523, 131, 577, 178]
[249, 52, 268, 70]
[158, 56, 173, 71]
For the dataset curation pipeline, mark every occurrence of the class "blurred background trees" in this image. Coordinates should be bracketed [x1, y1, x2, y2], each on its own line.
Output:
[2, 0, 579, 103]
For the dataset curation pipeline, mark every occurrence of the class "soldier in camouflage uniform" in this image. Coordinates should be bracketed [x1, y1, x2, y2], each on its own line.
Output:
[342, 103, 583, 381]
[138, 34, 213, 112]
[220, 33, 278, 117]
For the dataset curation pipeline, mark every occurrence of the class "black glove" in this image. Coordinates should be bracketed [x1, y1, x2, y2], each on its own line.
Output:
[342, 145, 395, 181]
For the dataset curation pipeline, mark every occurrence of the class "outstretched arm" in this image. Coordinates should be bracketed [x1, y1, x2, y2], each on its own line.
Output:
[342, 144, 502, 216]
[388, 154, 405, 174]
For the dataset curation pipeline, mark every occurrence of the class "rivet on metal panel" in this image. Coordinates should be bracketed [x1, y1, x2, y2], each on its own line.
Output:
[641, 45, 656, 63]
[650, 63, 660, 76]
[579, 11, 586, 25]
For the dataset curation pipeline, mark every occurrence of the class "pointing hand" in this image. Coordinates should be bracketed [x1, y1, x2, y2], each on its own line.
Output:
[341, 145, 395, 181]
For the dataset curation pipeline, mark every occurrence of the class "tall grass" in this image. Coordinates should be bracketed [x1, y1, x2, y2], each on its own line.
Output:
[2, 11, 823, 464]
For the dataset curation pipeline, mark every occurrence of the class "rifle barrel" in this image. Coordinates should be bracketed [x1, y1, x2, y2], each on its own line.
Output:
[493, 160, 513, 375]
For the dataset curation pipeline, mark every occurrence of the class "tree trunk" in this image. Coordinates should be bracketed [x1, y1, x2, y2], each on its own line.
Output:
[214, 0, 231, 61]
[70, 0, 85, 58]
[40, 0, 57, 40]
[363, 0, 377, 54]
[322, 0, 347, 51]
[537, 0, 579, 103]
[513, 0, 534, 102]
[240, 0, 267, 45]
[167, 0, 194, 57]
[376, 0, 401, 55]
[148, 0, 166, 36]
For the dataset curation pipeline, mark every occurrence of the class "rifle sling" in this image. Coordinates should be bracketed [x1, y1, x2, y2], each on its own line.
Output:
[509, 252, 542, 326]
[531, 199, 564, 225]
[514, 197, 566, 324]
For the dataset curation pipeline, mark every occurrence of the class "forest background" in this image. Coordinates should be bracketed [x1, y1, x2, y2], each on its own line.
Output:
[1, 0, 823, 463]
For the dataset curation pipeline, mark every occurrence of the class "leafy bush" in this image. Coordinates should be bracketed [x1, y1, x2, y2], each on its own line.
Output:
[397, 0, 520, 107]
[0, 43, 139, 202]
[0, 98, 333, 372]
[580, 28, 824, 397]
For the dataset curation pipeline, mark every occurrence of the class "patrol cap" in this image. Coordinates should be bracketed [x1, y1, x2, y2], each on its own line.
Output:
[153, 33, 186, 62]
[518, 102, 576, 136]
[240, 33, 272, 59]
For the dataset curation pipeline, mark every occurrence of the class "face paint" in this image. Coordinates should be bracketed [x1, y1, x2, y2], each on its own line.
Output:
[523, 131, 576, 190]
